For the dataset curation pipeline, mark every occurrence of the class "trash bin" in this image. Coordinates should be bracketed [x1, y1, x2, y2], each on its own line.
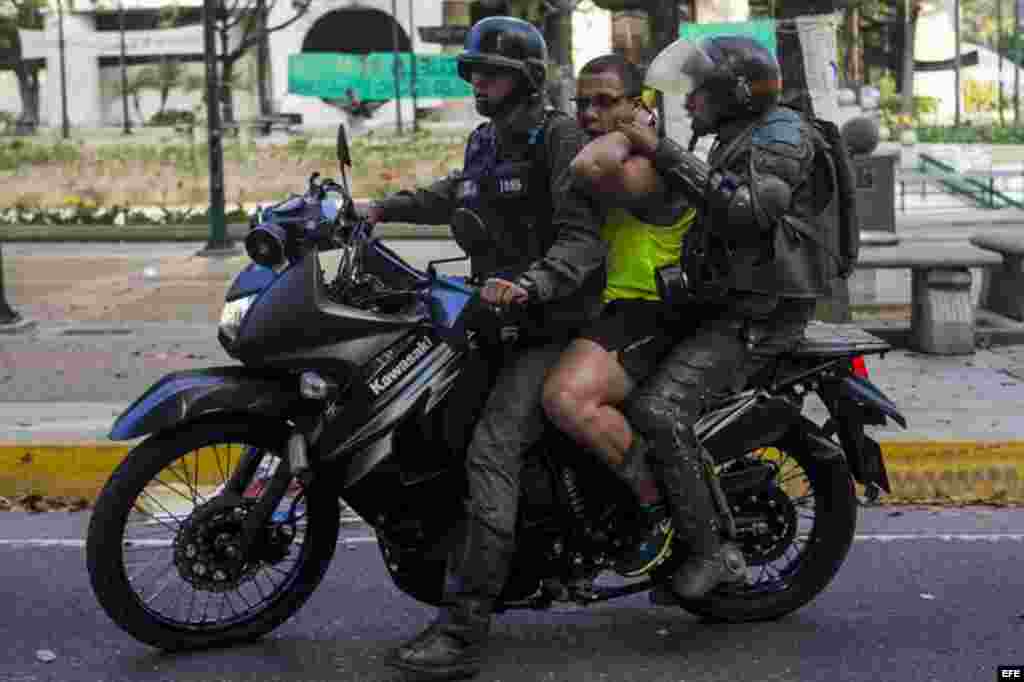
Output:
[852, 151, 898, 233]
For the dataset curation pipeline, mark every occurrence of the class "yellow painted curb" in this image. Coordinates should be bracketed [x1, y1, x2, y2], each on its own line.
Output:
[0, 443, 131, 501]
[2, 440, 1024, 504]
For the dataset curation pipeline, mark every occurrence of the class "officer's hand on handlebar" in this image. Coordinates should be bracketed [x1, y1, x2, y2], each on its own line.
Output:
[481, 278, 529, 309]
[366, 203, 384, 226]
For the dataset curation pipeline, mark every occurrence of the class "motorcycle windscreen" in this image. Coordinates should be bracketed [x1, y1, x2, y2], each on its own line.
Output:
[645, 38, 716, 96]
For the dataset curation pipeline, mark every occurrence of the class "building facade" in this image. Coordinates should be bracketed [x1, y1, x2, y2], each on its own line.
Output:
[17, 0, 751, 131]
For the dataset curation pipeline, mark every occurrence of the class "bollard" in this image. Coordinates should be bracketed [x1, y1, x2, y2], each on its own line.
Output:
[0, 242, 36, 333]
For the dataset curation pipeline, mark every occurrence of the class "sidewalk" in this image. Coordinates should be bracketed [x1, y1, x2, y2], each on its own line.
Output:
[3, 239, 1024, 506]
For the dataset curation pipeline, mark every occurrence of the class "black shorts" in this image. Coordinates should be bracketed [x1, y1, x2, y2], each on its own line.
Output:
[579, 299, 696, 382]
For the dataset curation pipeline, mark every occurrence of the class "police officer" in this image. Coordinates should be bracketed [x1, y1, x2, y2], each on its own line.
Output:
[366, 16, 606, 680]
[615, 35, 840, 600]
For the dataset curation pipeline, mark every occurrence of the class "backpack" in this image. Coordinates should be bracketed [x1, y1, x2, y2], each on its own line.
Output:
[714, 107, 860, 280]
[804, 115, 861, 279]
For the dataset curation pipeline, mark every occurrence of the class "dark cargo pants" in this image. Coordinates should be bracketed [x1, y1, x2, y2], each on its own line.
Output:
[445, 341, 567, 602]
[626, 309, 811, 558]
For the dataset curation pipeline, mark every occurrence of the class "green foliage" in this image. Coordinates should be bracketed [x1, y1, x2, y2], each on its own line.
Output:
[148, 109, 195, 127]
[915, 125, 1024, 144]
[0, 139, 81, 169]
[965, 78, 997, 113]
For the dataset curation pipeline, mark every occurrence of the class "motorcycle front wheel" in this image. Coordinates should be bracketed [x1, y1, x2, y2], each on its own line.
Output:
[86, 418, 339, 651]
[674, 426, 858, 623]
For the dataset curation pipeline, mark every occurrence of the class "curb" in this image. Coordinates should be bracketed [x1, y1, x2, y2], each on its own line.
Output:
[3, 440, 1024, 506]
[1, 222, 453, 243]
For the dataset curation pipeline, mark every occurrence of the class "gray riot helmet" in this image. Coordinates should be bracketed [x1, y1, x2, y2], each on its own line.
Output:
[646, 35, 782, 136]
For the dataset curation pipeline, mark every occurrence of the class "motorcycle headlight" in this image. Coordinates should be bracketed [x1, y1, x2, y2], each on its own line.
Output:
[245, 222, 288, 268]
[219, 294, 257, 343]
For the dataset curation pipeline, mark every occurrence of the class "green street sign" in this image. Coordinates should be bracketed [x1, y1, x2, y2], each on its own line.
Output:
[678, 19, 777, 54]
[288, 52, 473, 100]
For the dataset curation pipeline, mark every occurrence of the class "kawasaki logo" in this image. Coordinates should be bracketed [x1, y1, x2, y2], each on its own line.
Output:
[368, 336, 434, 396]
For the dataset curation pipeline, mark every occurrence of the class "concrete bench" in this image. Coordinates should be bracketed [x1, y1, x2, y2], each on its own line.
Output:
[970, 232, 1024, 322]
[856, 243, 1002, 355]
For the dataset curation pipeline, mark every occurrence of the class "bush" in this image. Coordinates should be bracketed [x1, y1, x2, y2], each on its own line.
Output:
[148, 109, 196, 127]
[914, 125, 1024, 144]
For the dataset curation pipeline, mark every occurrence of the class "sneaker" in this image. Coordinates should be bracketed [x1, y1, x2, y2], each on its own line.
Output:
[615, 515, 674, 578]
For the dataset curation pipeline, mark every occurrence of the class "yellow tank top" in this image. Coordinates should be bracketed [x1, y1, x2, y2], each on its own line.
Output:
[601, 205, 696, 303]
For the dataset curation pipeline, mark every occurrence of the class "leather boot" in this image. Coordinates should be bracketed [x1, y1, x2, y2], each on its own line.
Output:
[391, 597, 492, 680]
[653, 432, 746, 600]
[390, 518, 511, 680]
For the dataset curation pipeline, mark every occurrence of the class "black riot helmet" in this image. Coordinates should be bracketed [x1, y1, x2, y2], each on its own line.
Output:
[646, 34, 782, 132]
[457, 16, 548, 93]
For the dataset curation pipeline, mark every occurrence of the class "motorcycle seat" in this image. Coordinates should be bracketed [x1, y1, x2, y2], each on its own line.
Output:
[783, 321, 891, 359]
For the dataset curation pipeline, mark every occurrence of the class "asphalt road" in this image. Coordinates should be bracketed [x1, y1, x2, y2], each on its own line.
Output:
[1, 508, 1023, 682]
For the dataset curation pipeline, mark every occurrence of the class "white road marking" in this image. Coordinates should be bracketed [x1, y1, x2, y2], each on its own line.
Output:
[3, 534, 1024, 549]
[0, 535, 380, 549]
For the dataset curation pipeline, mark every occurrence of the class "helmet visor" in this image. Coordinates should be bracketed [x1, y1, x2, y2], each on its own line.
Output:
[644, 39, 716, 96]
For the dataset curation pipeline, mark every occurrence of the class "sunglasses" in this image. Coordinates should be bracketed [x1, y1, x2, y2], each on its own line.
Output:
[571, 94, 634, 112]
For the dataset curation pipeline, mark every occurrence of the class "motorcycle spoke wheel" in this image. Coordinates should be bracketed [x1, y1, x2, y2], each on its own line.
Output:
[87, 419, 339, 650]
[727, 446, 816, 594]
[121, 443, 307, 629]
[674, 431, 857, 623]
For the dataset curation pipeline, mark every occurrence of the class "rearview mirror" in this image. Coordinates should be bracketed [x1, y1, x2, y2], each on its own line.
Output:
[337, 124, 352, 170]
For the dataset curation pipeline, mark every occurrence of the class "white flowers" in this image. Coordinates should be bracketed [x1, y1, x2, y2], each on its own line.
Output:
[0, 203, 251, 226]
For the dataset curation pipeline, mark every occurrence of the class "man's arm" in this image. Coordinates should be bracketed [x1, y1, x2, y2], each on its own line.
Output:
[571, 132, 666, 201]
[647, 112, 816, 241]
[515, 117, 608, 303]
[368, 172, 459, 226]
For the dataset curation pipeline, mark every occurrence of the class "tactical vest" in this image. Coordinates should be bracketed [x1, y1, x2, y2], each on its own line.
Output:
[688, 107, 837, 300]
[451, 111, 559, 283]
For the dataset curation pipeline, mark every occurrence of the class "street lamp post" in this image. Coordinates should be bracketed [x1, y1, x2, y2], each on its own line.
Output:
[0, 243, 21, 326]
[409, 0, 418, 133]
[57, 0, 70, 139]
[0, 243, 34, 332]
[390, 0, 403, 135]
[120, 0, 131, 135]
[200, 0, 233, 255]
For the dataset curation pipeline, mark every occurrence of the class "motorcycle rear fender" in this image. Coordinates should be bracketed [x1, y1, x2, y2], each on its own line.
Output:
[831, 378, 896, 494]
[109, 367, 303, 440]
[837, 375, 907, 429]
[700, 393, 804, 463]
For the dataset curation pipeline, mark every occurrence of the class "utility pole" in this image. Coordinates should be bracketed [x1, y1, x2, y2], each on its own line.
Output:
[391, 0, 403, 135]
[120, 0, 131, 135]
[57, 0, 70, 139]
[955, 0, 961, 126]
[0, 244, 34, 332]
[998, 0, 1005, 126]
[409, 0, 418, 133]
[1015, 0, 1020, 123]
[201, 0, 232, 255]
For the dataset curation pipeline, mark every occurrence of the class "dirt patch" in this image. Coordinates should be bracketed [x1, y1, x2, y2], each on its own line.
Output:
[0, 140, 464, 209]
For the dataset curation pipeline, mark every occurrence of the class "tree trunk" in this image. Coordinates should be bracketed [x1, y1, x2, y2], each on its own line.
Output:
[222, 59, 237, 126]
[257, 0, 272, 116]
[847, 7, 862, 84]
[0, 243, 21, 325]
[14, 63, 40, 135]
[543, 8, 573, 111]
[901, 0, 917, 116]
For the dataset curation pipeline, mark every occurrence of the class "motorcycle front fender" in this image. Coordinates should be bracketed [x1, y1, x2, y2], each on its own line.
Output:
[109, 366, 303, 441]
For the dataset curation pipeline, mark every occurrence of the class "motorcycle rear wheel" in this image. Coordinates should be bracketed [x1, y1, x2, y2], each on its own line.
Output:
[675, 428, 857, 623]
[86, 418, 340, 651]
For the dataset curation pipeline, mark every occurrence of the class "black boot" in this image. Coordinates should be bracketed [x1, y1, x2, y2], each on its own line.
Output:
[671, 541, 747, 599]
[390, 518, 511, 680]
[653, 433, 746, 600]
[391, 597, 492, 680]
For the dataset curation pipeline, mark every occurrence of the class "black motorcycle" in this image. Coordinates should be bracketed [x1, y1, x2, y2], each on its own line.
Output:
[86, 127, 905, 651]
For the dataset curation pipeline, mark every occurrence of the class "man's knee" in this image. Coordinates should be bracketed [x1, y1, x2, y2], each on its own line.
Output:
[541, 381, 592, 436]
